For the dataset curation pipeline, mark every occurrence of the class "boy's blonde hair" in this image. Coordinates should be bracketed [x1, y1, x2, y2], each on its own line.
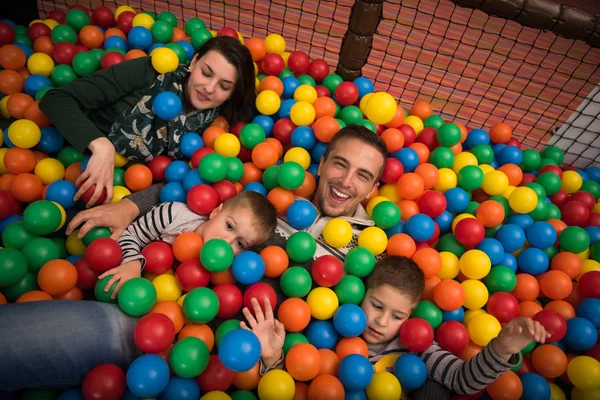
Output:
[223, 190, 278, 243]
[366, 256, 425, 304]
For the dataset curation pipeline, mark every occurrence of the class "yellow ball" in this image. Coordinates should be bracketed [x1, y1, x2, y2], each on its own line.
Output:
[28, 19, 44, 26]
[307, 287, 339, 320]
[177, 293, 187, 307]
[366, 196, 390, 217]
[463, 309, 488, 326]
[293, 85, 318, 104]
[453, 152, 478, 173]
[66, 230, 86, 256]
[27, 53, 54, 77]
[210, 30, 217, 38]
[366, 371, 402, 400]
[322, 218, 353, 248]
[575, 248, 590, 261]
[200, 391, 231, 400]
[35, 158, 65, 185]
[567, 356, 600, 391]
[403, 115, 424, 134]
[438, 251, 460, 279]
[501, 185, 516, 199]
[264, 34, 286, 54]
[153, 274, 181, 302]
[358, 226, 388, 256]
[451, 213, 476, 231]
[593, 201, 600, 213]
[132, 13, 155, 29]
[115, 6, 136, 20]
[237, 31, 244, 44]
[434, 168, 457, 193]
[281, 51, 291, 66]
[115, 153, 128, 168]
[253, 61, 259, 76]
[562, 170, 583, 193]
[255, 77, 260, 90]
[479, 164, 494, 175]
[579, 259, 600, 280]
[459, 249, 491, 280]
[0, 128, 3, 147]
[482, 170, 509, 195]
[214, 133, 241, 157]
[258, 370, 294, 400]
[0, 96, 10, 119]
[0, 148, 8, 174]
[467, 313, 501, 346]
[508, 186, 538, 214]
[365, 92, 398, 125]
[43, 19, 59, 30]
[571, 387, 600, 400]
[378, 183, 400, 203]
[112, 186, 131, 203]
[284, 147, 310, 170]
[151, 47, 179, 74]
[290, 101, 316, 126]
[461, 279, 489, 310]
[359, 93, 373, 114]
[548, 382, 566, 400]
[256, 90, 281, 115]
[8, 119, 41, 149]
[51, 201, 67, 231]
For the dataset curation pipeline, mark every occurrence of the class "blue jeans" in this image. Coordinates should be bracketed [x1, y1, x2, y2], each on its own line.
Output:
[0, 300, 142, 392]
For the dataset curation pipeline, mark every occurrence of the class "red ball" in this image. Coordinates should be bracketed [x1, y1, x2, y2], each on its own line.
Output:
[520, 173, 537, 186]
[435, 321, 469, 355]
[560, 200, 589, 227]
[471, 188, 490, 204]
[28, 23, 51, 42]
[287, 51, 310, 75]
[454, 218, 485, 247]
[506, 138, 521, 148]
[425, 222, 441, 246]
[68, 4, 89, 14]
[307, 59, 329, 82]
[579, 271, 600, 299]
[398, 124, 416, 147]
[569, 191, 596, 211]
[400, 318, 434, 352]
[196, 355, 236, 392]
[415, 242, 431, 250]
[187, 184, 219, 215]
[81, 363, 126, 400]
[79, 183, 107, 207]
[587, 212, 600, 228]
[375, 123, 386, 136]
[532, 309, 567, 342]
[516, 356, 536, 376]
[101, 51, 126, 69]
[380, 158, 404, 185]
[418, 191, 447, 218]
[311, 255, 344, 288]
[74, 257, 99, 290]
[261, 53, 285, 76]
[141, 241, 174, 275]
[315, 85, 331, 98]
[586, 343, 600, 362]
[486, 292, 520, 323]
[334, 82, 359, 106]
[0, 190, 19, 220]
[230, 121, 246, 137]
[148, 155, 172, 182]
[92, 6, 115, 30]
[85, 238, 123, 273]
[0, 22, 15, 47]
[217, 27, 238, 38]
[416, 128, 439, 151]
[237, 146, 252, 163]
[549, 189, 569, 207]
[133, 313, 176, 353]
[53, 42, 79, 65]
[212, 180, 238, 205]
[243, 282, 278, 315]
[116, 11, 135, 35]
[538, 165, 563, 178]
[176, 259, 211, 291]
[213, 283, 243, 318]
[191, 147, 215, 169]
[272, 118, 296, 144]
[47, 10, 67, 24]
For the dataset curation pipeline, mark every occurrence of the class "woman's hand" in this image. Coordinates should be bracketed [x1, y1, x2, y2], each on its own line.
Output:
[98, 260, 142, 299]
[241, 297, 285, 367]
[75, 137, 116, 207]
[66, 198, 140, 239]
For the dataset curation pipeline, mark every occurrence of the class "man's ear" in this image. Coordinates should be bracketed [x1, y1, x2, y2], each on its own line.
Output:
[366, 182, 380, 199]
[317, 156, 324, 177]
[209, 203, 224, 219]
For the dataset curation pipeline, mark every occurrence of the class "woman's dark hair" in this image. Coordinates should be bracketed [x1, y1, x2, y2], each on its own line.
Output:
[192, 36, 256, 126]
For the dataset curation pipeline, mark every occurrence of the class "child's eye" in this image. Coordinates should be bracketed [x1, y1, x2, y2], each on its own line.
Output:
[373, 303, 382, 310]
[393, 315, 403, 321]
[237, 240, 245, 249]
[226, 222, 233, 231]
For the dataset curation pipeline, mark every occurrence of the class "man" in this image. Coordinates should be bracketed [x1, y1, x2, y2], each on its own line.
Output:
[0, 125, 450, 398]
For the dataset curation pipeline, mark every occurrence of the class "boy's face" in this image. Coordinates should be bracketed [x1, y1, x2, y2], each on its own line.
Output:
[361, 284, 417, 344]
[197, 203, 264, 255]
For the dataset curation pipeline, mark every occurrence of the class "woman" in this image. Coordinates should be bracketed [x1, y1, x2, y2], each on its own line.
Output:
[39, 36, 255, 207]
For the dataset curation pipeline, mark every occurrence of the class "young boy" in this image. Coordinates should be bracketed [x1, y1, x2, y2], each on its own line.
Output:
[99, 190, 278, 298]
[245, 255, 550, 395]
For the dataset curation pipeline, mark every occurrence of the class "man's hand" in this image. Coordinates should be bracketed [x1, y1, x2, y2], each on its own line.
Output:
[75, 137, 116, 207]
[98, 260, 142, 299]
[492, 317, 551, 360]
[66, 198, 140, 240]
[240, 298, 285, 368]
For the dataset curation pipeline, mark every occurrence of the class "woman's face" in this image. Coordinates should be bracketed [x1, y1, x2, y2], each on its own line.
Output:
[186, 50, 238, 111]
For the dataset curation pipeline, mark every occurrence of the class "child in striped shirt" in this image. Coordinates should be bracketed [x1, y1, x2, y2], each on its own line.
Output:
[98, 190, 277, 298]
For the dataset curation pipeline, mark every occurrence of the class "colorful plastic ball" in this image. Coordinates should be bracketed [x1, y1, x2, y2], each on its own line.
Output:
[337, 354, 373, 391]
[358, 226, 388, 256]
[405, 214, 435, 242]
[559, 226, 590, 254]
[126, 354, 170, 398]
[231, 251, 264, 285]
[467, 313, 501, 346]
[45, 180, 76, 209]
[532, 309, 567, 342]
[517, 247, 549, 275]
[280, 266, 312, 298]
[393, 354, 427, 391]
[168, 336, 210, 378]
[519, 373, 551, 400]
[256, 90, 281, 116]
[286, 231, 316, 263]
[454, 218, 485, 248]
[0, 248, 28, 287]
[565, 317, 598, 352]
[199, 153, 227, 182]
[366, 371, 402, 400]
[496, 224, 526, 253]
[7, 119, 41, 148]
[305, 320, 340, 350]
[257, 370, 294, 400]
[81, 363, 126, 400]
[319, 218, 352, 249]
[507, 186, 538, 214]
[372, 201, 401, 229]
[200, 239, 234, 272]
[333, 304, 366, 338]
[159, 377, 201, 400]
[567, 356, 600, 392]
[118, 278, 157, 316]
[22, 200, 61, 235]
[400, 318, 434, 352]
[364, 92, 397, 125]
[435, 320, 469, 354]
[307, 287, 339, 320]
[153, 91, 182, 120]
[461, 279, 489, 310]
[580, 271, 600, 298]
[133, 313, 176, 354]
[335, 275, 366, 305]
[276, 161, 305, 190]
[182, 287, 219, 324]
[485, 265, 517, 293]
[218, 328, 261, 373]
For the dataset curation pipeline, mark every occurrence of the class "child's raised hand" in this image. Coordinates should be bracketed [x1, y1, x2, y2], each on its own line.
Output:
[98, 260, 142, 299]
[492, 317, 551, 360]
[240, 297, 285, 367]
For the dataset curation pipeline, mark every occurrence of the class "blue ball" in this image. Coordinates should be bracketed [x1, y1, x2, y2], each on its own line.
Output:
[80, 155, 90, 172]
[24, 74, 52, 97]
[394, 354, 427, 390]
[442, 307, 464, 322]
[585, 226, 600, 244]
[282, 76, 301, 99]
[312, 142, 328, 163]
[353, 77, 374, 99]
[463, 129, 490, 149]
[444, 188, 470, 213]
[585, 166, 600, 183]
[148, 43, 165, 53]
[495, 224, 526, 252]
[128, 26, 153, 50]
[345, 391, 368, 400]
[564, 317, 598, 352]
[38, 127, 65, 154]
[180, 132, 204, 158]
[549, 339, 568, 352]
[165, 160, 190, 182]
[577, 298, 600, 328]
[252, 115, 274, 137]
[104, 36, 127, 51]
[384, 221, 405, 238]
[126, 354, 170, 398]
[160, 182, 186, 203]
[307, 163, 319, 182]
[232, 251, 265, 285]
[338, 354, 374, 391]
[13, 42, 33, 59]
[0, 215, 23, 236]
[158, 377, 200, 400]
[576, 170, 589, 181]
[56, 389, 84, 400]
[519, 373, 550, 400]
[497, 146, 523, 166]
[286, 200, 317, 230]
[277, 98, 296, 119]
[291, 126, 316, 150]
[501, 252, 518, 272]
[492, 143, 507, 155]
[405, 214, 435, 242]
[489, 159, 499, 169]
[3, 129, 14, 148]
[305, 320, 339, 349]
[65, 255, 82, 264]
[218, 329, 262, 372]
[525, 221, 557, 249]
[46, 180, 77, 209]
[506, 213, 534, 231]
[182, 169, 206, 192]
[176, 40, 195, 61]
[243, 182, 268, 196]
[517, 248, 549, 275]
[153, 91, 182, 120]
[392, 148, 419, 172]
[333, 304, 367, 338]
[434, 210, 453, 234]
[476, 238, 504, 266]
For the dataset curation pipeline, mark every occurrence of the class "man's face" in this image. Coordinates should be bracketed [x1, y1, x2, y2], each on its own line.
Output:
[313, 137, 384, 217]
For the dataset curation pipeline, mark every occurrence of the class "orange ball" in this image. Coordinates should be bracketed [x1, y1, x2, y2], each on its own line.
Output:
[16, 290, 54, 303]
[286, 343, 321, 381]
[10, 173, 43, 203]
[124, 164, 153, 192]
[24, 101, 51, 127]
[476, 200, 505, 228]
[313, 116, 340, 143]
[449, 142, 462, 155]
[422, 275, 440, 302]
[0, 44, 26, 70]
[489, 122, 512, 144]
[386, 233, 416, 258]
[251, 142, 279, 169]
[544, 300, 575, 320]
[498, 164, 523, 186]
[79, 25, 104, 49]
[33, 36, 55, 55]
[7, 92, 34, 119]
[433, 279, 465, 310]
[313, 97, 337, 119]
[539, 270, 573, 300]
[459, 340, 483, 360]
[410, 142, 430, 164]
[380, 128, 404, 153]
[565, 281, 584, 308]
[37, 259, 78, 296]
[151, 301, 185, 333]
[64, 162, 82, 184]
[172, 232, 203, 262]
[240, 162, 263, 186]
[486, 371, 523, 400]
[232, 362, 260, 390]
[413, 247, 441, 277]
[0, 173, 15, 191]
[292, 171, 316, 198]
[318, 349, 339, 376]
[125, 49, 147, 60]
[33, 150, 48, 163]
[532, 344, 568, 378]
[278, 298, 311, 332]
[265, 137, 284, 159]
[211, 268, 236, 285]
[267, 187, 295, 216]
[550, 252, 582, 279]
[178, 324, 214, 351]
[260, 245, 289, 278]
[409, 100, 433, 120]
[384, 106, 405, 128]
[171, 27, 187, 42]
[0, 70, 24, 94]
[202, 126, 225, 148]
[258, 76, 283, 96]
[547, 219, 567, 238]
[294, 382, 309, 400]
[4, 147, 36, 174]
[519, 300, 543, 319]
[211, 115, 230, 131]
[512, 273, 540, 302]
[308, 374, 344, 400]
[245, 38, 267, 61]
[396, 172, 424, 200]
[54, 286, 84, 300]
[335, 337, 368, 359]
[0, 292, 6, 304]
[104, 28, 126, 40]
[397, 199, 420, 222]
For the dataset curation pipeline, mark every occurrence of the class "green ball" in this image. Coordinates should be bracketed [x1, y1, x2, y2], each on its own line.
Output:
[215, 319, 240, 347]
[484, 265, 517, 293]
[165, 43, 186, 64]
[544, 204, 561, 220]
[262, 165, 280, 191]
[231, 390, 258, 400]
[489, 196, 511, 219]
[297, 75, 316, 87]
[339, 106, 363, 125]
[151, 20, 174, 43]
[423, 115, 445, 130]
[199, 153, 228, 182]
[357, 119, 376, 133]
[3, 272, 38, 302]
[522, 340, 536, 354]
[190, 28, 212, 50]
[559, 226, 590, 253]
[524, 182, 546, 200]
[541, 147, 564, 165]
[437, 234, 465, 258]
[169, 337, 210, 378]
[183, 287, 220, 323]
[280, 266, 312, 298]
[529, 199, 548, 221]
[411, 300, 443, 329]
[278, 68, 294, 80]
[429, 147, 455, 169]
[337, 119, 347, 129]
[82, 227, 112, 246]
[73, 52, 99, 77]
[225, 157, 244, 183]
[0, 248, 28, 287]
[185, 18, 206, 36]
[239, 123, 265, 149]
[591, 241, 600, 262]
[14, 25, 28, 36]
[539, 158, 558, 168]
[470, 144, 494, 165]
[485, 224, 503, 238]
[543, 246, 558, 259]
[57, 146, 83, 167]
[520, 149, 542, 172]
[105, 47, 126, 56]
[283, 332, 309, 354]
[89, 49, 104, 63]
[344, 247, 375, 277]
[51, 65, 77, 87]
[372, 201, 401, 229]
[158, 11, 178, 27]
[22, 238, 59, 274]
[65, 9, 90, 32]
[286, 232, 316, 263]
[464, 201, 479, 216]
[49, 236, 67, 259]
[535, 172, 562, 196]
[334, 103, 341, 118]
[322, 74, 343, 94]
[581, 180, 600, 200]
[23, 200, 62, 236]
[200, 239, 234, 272]
[113, 168, 125, 186]
[436, 123, 462, 147]
[277, 162, 305, 190]
[457, 165, 484, 191]
[35, 86, 54, 101]
[2, 221, 37, 250]
[51, 24, 77, 44]
[257, 74, 266, 82]
[117, 277, 157, 316]
[94, 275, 118, 303]
[334, 275, 365, 305]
